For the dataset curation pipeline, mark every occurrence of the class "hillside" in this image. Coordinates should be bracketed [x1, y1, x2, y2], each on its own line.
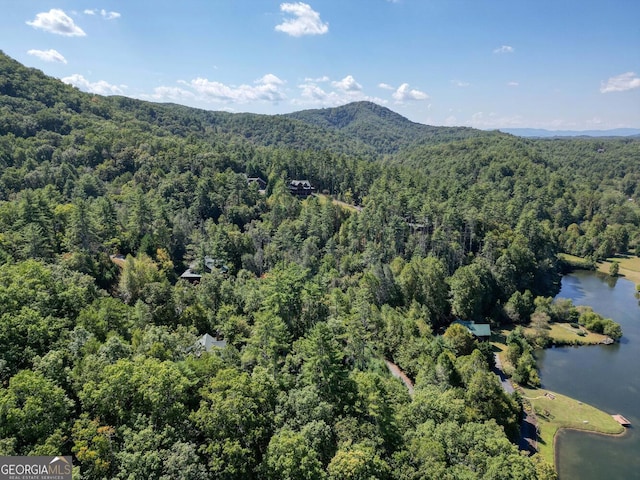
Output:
[286, 101, 497, 154]
[0, 51, 639, 480]
[0, 51, 498, 160]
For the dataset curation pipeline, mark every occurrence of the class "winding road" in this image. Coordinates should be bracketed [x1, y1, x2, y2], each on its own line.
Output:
[493, 353, 538, 454]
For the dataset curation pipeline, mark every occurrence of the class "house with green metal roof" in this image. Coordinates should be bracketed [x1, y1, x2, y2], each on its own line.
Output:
[453, 320, 492, 340]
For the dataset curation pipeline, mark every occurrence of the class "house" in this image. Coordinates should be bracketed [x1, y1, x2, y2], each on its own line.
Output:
[247, 176, 267, 191]
[198, 333, 227, 352]
[289, 180, 315, 198]
[453, 319, 492, 340]
[180, 256, 229, 283]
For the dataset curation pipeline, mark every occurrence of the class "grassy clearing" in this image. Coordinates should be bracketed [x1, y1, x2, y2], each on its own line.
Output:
[534, 323, 607, 346]
[598, 254, 640, 285]
[558, 251, 640, 286]
[519, 386, 625, 464]
[495, 323, 606, 348]
[558, 253, 595, 270]
[314, 193, 361, 213]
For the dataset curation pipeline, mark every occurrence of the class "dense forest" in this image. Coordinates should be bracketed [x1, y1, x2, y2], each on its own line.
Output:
[0, 51, 638, 479]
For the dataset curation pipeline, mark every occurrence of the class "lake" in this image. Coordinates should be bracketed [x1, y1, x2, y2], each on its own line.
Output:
[536, 271, 640, 479]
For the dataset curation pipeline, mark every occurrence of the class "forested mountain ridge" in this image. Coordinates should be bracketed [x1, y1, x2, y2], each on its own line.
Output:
[0, 51, 638, 479]
[285, 101, 495, 154]
[0, 51, 499, 159]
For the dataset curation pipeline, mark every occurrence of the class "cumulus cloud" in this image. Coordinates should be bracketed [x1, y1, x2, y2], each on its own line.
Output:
[304, 75, 329, 82]
[332, 75, 362, 92]
[185, 74, 287, 103]
[275, 2, 328, 37]
[507, 81, 519, 87]
[84, 9, 121, 19]
[295, 76, 385, 107]
[378, 83, 394, 90]
[600, 72, 640, 93]
[143, 86, 196, 103]
[62, 74, 126, 95]
[101, 9, 120, 20]
[392, 83, 429, 102]
[493, 45, 514, 54]
[27, 49, 67, 64]
[27, 9, 86, 36]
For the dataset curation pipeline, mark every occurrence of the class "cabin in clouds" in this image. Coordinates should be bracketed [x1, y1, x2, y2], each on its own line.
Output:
[289, 180, 315, 198]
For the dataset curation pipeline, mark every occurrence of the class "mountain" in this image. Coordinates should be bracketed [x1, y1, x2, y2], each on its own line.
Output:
[285, 101, 496, 154]
[0, 51, 500, 160]
[499, 128, 640, 138]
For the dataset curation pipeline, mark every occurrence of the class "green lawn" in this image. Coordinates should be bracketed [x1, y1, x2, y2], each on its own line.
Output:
[536, 323, 607, 346]
[560, 251, 640, 286]
[598, 254, 640, 285]
[495, 323, 606, 349]
[519, 386, 625, 464]
[313, 193, 360, 213]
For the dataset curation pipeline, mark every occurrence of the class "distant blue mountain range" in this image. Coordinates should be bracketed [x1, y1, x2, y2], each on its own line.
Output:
[498, 128, 640, 138]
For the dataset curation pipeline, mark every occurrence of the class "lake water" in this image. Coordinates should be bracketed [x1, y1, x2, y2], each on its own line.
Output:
[536, 271, 640, 479]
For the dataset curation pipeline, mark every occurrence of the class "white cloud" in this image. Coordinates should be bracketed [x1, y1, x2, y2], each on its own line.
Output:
[27, 9, 86, 36]
[27, 49, 67, 64]
[143, 86, 196, 103]
[378, 83, 394, 90]
[295, 76, 385, 107]
[186, 74, 287, 103]
[100, 9, 121, 20]
[507, 81, 519, 87]
[304, 75, 330, 82]
[452, 80, 470, 87]
[84, 9, 121, 20]
[600, 72, 640, 93]
[62, 74, 126, 95]
[332, 75, 362, 92]
[493, 45, 514, 54]
[275, 2, 328, 37]
[444, 115, 457, 126]
[392, 83, 429, 102]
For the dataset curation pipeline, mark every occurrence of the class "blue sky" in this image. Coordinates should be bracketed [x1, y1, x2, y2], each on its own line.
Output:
[1, 0, 639, 129]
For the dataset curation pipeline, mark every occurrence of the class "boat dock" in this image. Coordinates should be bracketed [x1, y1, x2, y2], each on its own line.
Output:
[612, 414, 631, 427]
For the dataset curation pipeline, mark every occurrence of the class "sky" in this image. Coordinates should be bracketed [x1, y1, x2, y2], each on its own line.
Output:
[1, 0, 639, 130]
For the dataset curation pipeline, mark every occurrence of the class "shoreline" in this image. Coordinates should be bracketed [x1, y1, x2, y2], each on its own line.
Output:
[519, 385, 626, 466]
[553, 425, 629, 473]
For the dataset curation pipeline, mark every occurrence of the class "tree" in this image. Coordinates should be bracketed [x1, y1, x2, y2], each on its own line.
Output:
[78, 357, 193, 427]
[609, 260, 620, 277]
[327, 443, 391, 480]
[242, 310, 291, 375]
[397, 256, 450, 327]
[71, 415, 116, 479]
[449, 261, 495, 320]
[118, 253, 164, 305]
[297, 322, 354, 408]
[192, 367, 277, 479]
[263, 428, 326, 480]
[0, 370, 73, 454]
[443, 323, 476, 356]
